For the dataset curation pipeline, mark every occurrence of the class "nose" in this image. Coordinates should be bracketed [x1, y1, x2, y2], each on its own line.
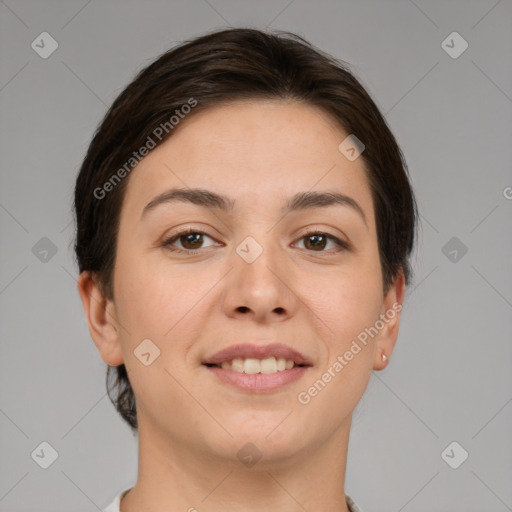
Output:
[221, 237, 299, 324]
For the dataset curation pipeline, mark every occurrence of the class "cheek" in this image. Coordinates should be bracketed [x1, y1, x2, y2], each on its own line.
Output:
[301, 259, 383, 347]
[113, 249, 218, 352]
[112, 255, 204, 411]
[294, 271, 381, 426]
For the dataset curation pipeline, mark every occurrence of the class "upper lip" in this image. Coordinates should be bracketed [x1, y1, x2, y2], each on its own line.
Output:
[202, 343, 312, 366]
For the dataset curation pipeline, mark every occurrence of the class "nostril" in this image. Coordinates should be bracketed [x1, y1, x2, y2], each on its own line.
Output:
[237, 306, 250, 313]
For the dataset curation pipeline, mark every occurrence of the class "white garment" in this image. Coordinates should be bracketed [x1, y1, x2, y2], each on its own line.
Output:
[103, 488, 364, 512]
[103, 488, 130, 512]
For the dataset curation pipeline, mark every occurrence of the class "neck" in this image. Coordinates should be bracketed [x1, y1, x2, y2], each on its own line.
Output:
[121, 415, 353, 512]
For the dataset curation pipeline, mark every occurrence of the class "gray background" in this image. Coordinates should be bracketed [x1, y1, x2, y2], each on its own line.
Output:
[1, 1, 511, 511]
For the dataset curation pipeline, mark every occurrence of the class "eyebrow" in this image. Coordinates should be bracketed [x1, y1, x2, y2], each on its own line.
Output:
[141, 187, 368, 228]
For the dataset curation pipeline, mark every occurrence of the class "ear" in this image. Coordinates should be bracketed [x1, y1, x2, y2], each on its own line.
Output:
[77, 271, 124, 366]
[373, 271, 406, 371]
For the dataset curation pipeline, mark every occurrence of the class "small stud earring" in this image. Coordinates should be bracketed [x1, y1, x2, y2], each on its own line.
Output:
[382, 353, 388, 362]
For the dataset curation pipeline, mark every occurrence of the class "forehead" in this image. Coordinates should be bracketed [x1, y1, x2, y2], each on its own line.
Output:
[121, 99, 375, 226]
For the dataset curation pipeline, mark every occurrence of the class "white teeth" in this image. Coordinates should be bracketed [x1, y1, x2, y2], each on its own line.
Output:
[243, 358, 261, 374]
[260, 357, 277, 374]
[232, 358, 244, 372]
[218, 356, 297, 374]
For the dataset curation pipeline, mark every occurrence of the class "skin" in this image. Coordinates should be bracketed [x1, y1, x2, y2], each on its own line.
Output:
[78, 99, 405, 512]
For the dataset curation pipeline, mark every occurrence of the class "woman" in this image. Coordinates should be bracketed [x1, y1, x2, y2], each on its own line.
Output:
[74, 27, 417, 512]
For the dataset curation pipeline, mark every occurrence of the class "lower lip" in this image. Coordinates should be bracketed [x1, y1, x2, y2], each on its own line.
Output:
[203, 365, 309, 392]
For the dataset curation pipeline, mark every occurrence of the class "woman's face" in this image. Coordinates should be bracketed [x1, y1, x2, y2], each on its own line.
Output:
[95, 100, 403, 464]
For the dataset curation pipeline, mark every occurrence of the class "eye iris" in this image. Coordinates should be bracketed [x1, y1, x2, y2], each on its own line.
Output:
[305, 234, 326, 251]
[181, 233, 203, 249]
[174, 233, 333, 251]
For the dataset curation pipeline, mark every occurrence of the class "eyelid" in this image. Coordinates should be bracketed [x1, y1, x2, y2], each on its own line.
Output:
[293, 224, 351, 245]
[292, 228, 351, 252]
[161, 225, 351, 255]
[161, 227, 222, 253]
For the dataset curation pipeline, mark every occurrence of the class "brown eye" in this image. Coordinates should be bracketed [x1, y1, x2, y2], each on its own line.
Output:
[162, 230, 219, 253]
[180, 232, 204, 249]
[294, 231, 349, 253]
[304, 233, 328, 251]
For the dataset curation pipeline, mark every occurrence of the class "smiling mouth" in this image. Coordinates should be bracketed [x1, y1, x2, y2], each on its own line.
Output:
[204, 356, 305, 374]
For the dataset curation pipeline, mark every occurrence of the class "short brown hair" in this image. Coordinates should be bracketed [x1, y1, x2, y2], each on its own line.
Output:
[74, 27, 418, 432]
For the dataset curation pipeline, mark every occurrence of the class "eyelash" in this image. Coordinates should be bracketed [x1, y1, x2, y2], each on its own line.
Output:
[161, 228, 350, 255]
